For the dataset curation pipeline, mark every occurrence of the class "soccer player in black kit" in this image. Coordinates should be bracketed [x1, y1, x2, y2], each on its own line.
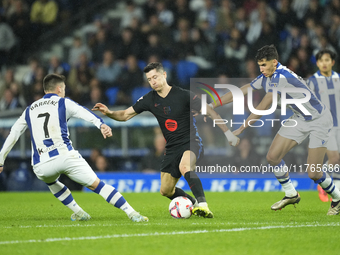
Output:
[93, 62, 239, 218]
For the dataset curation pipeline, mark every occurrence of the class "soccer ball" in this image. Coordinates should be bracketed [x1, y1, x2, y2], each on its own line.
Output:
[169, 196, 193, 219]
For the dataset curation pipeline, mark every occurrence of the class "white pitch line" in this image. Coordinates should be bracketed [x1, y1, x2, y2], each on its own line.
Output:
[0, 222, 339, 245]
[0, 221, 332, 229]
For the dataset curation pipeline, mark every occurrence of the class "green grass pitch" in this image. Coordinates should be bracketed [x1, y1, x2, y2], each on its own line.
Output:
[1, 191, 340, 255]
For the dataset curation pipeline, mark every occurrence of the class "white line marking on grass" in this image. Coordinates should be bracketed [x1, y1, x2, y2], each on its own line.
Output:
[1, 222, 339, 245]
[1, 221, 332, 229]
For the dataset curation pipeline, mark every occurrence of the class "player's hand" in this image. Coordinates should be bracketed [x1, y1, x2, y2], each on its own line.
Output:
[232, 128, 243, 136]
[100, 124, 112, 139]
[92, 103, 110, 115]
[0, 166, 3, 174]
[229, 136, 240, 147]
[225, 130, 240, 146]
[192, 110, 208, 122]
[192, 110, 199, 117]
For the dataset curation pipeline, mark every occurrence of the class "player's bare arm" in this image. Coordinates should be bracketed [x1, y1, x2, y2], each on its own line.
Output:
[233, 92, 274, 136]
[211, 83, 252, 109]
[0, 166, 3, 173]
[92, 103, 138, 121]
[206, 104, 240, 146]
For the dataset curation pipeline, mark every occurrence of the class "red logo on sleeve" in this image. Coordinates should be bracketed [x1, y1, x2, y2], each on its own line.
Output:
[165, 119, 178, 131]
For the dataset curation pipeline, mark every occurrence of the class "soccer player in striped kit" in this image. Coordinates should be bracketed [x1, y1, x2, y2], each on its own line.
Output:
[308, 49, 340, 202]
[210, 45, 340, 215]
[0, 74, 148, 222]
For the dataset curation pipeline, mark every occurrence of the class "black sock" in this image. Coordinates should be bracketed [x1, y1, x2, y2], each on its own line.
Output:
[168, 187, 196, 204]
[184, 171, 206, 203]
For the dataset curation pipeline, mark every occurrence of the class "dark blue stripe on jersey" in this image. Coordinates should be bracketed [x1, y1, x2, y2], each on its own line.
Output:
[192, 117, 203, 160]
[54, 185, 67, 198]
[329, 94, 338, 126]
[25, 107, 40, 165]
[261, 76, 267, 90]
[326, 76, 334, 89]
[62, 194, 74, 205]
[49, 149, 59, 157]
[309, 76, 321, 100]
[93, 181, 105, 194]
[326, 185, 335, 194]
[314, 172, 327, 184]
[250, 74, 265, 90]
[114, 196, 126, 208]
[282, 71, 324, 115]
[285, 93, 312, 120]
[43, 138, 54, 147]
[106, 189, 118, 203]
[58, 98, 72, 151]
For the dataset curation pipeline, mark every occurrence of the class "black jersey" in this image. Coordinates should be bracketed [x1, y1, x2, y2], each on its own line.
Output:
[133, 86, 202, 149]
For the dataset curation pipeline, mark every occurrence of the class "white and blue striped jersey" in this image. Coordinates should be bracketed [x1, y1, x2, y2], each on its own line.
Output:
[250, 62, 325, 121]
[0, 93, 104, 166]
[307, 71, 340, 128]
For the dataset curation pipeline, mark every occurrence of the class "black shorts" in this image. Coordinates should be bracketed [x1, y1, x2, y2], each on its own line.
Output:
[160, 141, 204, 178]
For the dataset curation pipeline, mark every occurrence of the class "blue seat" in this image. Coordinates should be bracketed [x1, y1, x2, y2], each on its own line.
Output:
[131, 87, 152, 103]
[176, 60, 199, 86]
[137, 60, 147, 71]
[7, 163, 32, 191]
[162, 59, 173, 71]
[105, 87, 120, 106]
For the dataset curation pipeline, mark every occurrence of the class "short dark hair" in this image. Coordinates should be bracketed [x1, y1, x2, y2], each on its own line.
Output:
[143, 62, 164, 73]
[255, 45, 279, 62]
[43, 74, 65, 92]
[315, 49, 337, 61]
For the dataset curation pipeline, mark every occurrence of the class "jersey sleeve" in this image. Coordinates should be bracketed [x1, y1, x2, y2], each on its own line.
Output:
[190, 91, 201, 111]
[250, 74, 265, 90]
[0, 109, 28, 165]
[65, 98, 103, 129]
[132, 93, 151, 114]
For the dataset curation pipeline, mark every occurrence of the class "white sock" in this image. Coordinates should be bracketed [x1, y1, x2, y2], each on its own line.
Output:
[316, 172, 340, 202]
[198, 202, 208, 207]
[332, 173, 340, 191]
[47, 181, 82, 213]
[93, 181, 135, 216]
[273, 160, 297, 197]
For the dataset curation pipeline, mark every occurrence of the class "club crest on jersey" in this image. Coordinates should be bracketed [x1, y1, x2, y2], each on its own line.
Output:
[165, 119, 177, 131]
[163, 106, 171, 115]
[270, 83, 278, 87]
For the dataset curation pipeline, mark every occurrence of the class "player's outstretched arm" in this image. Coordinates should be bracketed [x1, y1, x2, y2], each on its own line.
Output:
[206, 104, 240, 146]
[233, 92, 273, 136]
[210, 83, 252, 109]
[0, 166, 3, 174]
[92, 103, 138, 121]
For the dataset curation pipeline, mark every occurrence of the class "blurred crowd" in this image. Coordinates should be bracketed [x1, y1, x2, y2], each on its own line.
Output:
[1, 0, 340, 113]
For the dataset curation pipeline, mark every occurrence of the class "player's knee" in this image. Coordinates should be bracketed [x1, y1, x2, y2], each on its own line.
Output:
[329, 155, 340, 165]
[179, 164, 191, 175]
[308, 170, 322, 181]
[160, 188, 172, 197]
[266, 153, 280, 166]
